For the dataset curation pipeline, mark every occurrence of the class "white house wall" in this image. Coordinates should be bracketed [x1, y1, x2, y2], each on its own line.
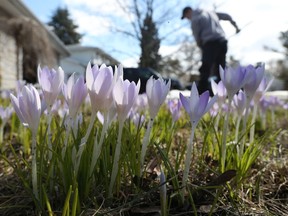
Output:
[0, 31, 22, 90]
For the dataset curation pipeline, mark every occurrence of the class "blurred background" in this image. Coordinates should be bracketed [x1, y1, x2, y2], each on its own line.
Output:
[0, 0, 287, 90]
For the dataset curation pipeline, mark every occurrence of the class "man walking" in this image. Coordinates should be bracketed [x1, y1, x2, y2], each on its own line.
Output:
[181, 6, 240, 94]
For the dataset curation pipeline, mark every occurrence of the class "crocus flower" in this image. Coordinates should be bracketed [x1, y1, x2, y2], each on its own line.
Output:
[243, 63, 265, 101]
[211, 79, 227, 105]
[179, 82, 217, 198]
[1, 90, 11, 99]
[0, 106, 14, 145]
[62, 73, 87, 119]
[167, 99, 182, 123]
[133, 93, 148, 113]
[220, 65, 251, 99]
[146, 77, 171, 119]
[113, 78, 140, 123]
[129, 110, 145, 128]
[140, 77, 170, 173]
[253, 77, 274, 103]
[10, 84, 42, 199]
[45, 99, 62, 116]
[232, 90, 247, 117]
[109, 78, 140, 197]
[37, 65, 64, 108]
[86, 63, 122, 113]
[259, 97, 270, 113]
[0, 106, 14, 124]
[179, 82, 218, 125]
[10, 85, 42, 135]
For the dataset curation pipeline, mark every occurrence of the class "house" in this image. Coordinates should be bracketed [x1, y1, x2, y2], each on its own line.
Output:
[60, 44, 120, 80]
[0, 0, 69, 90]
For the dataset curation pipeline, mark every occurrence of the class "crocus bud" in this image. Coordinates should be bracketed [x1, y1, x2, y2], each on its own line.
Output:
[37, 65, 64, 108]
[62, 73, 87, 119]
[113, 78, 140, 123]
[211, 80, 227, 106]
[167, 99, 182, 123]
[0, 106, 14, 124]
[10, 85, 42, 135]
[220, 65, 252, 99]
[243, 63, 265, 101]
[86, 63, 119, 113]
[232, 90, 247, 116]
[146, 77, 171, 119]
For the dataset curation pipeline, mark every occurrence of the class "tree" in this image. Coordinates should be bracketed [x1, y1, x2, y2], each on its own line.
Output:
[115, 0, 179, 71]
[279, 30, 288, 56]
[48, 7, 82, 45]
[270, 29, 288, 89]
[139, 3, 161, 70]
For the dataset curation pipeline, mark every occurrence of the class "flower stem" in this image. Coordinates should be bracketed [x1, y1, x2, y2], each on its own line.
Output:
[81, 112, 97, 145]
[221, 98, 232, 172]
[235, 116, 241, 144]
[0, 124, 4, 152]
[160, 169, 167, 216]
[46, 107, 52, 161]
[62, 117, 70, 156]
[249, 103, 258, 144]
[182, 122, 196, 200]
[239, 100, 250, 159]
[140, 118, 154, 175]
[108, 120, 124, 198]
[31, 130, 39, 200]
[89, 115, 109, 177]
[75, 112, 97, 174]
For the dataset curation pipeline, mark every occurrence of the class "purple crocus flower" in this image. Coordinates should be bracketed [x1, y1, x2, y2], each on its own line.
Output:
[46, 99, 62, 116]
[253, 77, 274, 103]
[146, 77, 171, 119]
[37, 66, 64, 109]
[243, 63, 265, 101]
[10, 85, 42, 135]
[259, 97, 270, 112]
[179, 82, 218, 125]
[220, 65, 251, 99]
[62, 73, 87, 119]
[0, 106, 14, 124]
[232, 90, 247, 116]
[86, 63, 122, 114]
[180, 82, 217, 196]
[1, 90, 11, 99]
[167, 99, 182, 123]
[129, 110, 145, 128]
[211, 79, 227, 105]
[133, 93, 148, 113]
[113, 78, 140, 123]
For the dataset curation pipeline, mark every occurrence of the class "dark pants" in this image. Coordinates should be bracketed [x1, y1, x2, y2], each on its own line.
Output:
[198, 39, 227, 94]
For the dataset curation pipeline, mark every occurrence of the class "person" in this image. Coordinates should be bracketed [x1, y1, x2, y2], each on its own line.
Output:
[181, 6, 240, 94]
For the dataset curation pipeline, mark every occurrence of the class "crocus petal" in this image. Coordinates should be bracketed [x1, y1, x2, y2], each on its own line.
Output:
[10, 94, 25, 123]
[86, 62, 95, 89]
[179, 93, 190, 114]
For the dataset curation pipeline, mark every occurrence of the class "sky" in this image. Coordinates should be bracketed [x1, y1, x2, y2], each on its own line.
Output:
[22, 0, 288, 69]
